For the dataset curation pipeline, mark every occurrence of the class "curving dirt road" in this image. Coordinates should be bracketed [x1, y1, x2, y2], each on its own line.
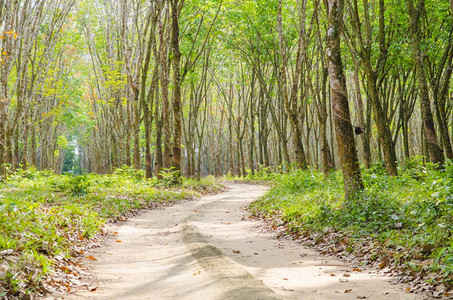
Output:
[61, 184, 422, 300]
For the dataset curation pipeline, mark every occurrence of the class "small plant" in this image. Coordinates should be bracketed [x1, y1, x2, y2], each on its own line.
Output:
[159, 167, 181, 187]
[113, 165, 145, 182]
[68, 175, 91, 196]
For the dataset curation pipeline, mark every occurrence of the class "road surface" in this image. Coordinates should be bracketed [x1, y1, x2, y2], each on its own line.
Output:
[61, 184, 421, 300]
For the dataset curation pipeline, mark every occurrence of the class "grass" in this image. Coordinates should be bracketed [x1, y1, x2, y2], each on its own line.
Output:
[0, 166, 223, 298]
[248, 157, 453, 291]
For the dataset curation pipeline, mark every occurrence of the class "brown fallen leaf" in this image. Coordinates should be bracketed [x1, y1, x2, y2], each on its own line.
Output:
[90, 287, 98, 292]
[357, 296, 367, 299]
[59, 266, 70, 272]
[343, 273, 351, 277]
[226, 222, 231, 225]
[86, 255, 97, 261]
[113, 232, 118, 235]
[379, 258, 388, 268]
[344, 289, 352, 293]
[232, 250, 241, 254]
[283, 278, 288, 280]
[330, 273, 336, 277]
[352, 268, 362, 272]
[116, 240, 122, 243]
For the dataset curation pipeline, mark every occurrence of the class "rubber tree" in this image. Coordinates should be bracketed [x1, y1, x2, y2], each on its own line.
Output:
[325, 0, 364, 198]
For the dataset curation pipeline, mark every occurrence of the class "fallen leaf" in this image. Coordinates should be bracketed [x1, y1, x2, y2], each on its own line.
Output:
[86, 255, 97, 261]
[232, 250, 241, 254]
[343, 273, 351, 277]
[113, 232, 118, 235]
[330, 273, 336, 277]
[344, 289, 352, 293]
[283, 278, 288, 280]
[116, 240, 122, 243]
[59, 266, 70, 272]
[90, 287, 97, 292]
[352, 268, 362, 272]
[193, 270, 201, 275]
[357, 296, 367, 299]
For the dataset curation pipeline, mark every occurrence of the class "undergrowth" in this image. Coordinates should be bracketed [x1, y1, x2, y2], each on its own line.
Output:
[249, 157, 453, 290]
[0, 166, 222, 298]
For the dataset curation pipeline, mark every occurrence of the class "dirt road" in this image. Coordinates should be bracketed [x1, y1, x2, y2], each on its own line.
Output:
[63, 184, 421, 300]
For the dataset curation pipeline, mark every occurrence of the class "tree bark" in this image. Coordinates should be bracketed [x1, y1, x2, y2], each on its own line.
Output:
[171, 0, 183, 177]
[326, 0, 364, 198]
[406, 0, 445, 165]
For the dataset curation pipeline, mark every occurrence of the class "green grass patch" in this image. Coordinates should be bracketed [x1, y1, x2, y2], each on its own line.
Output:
[249, 158, 453, 288]
[0, 166, 222, 297]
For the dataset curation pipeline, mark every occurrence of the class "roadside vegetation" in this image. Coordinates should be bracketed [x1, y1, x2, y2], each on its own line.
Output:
[0, 166, 222, 298]
[248, 158, 452, 296]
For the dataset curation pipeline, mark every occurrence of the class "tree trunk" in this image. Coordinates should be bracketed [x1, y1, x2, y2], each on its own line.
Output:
[171, 0, 182, 177]
[326, 0, 364, 198]
[319, 68, 335, 173]
[406, 0, 445, 165]
[352, 64, 371, 168]
[277, 0, 307, 169]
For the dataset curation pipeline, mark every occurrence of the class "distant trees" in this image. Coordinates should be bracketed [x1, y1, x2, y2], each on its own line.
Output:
[0, 0, 451, 192]
[0, 0, 78, 177]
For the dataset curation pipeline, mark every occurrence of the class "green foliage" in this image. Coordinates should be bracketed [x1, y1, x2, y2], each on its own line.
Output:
[249, 161, 453, 286]
[224, 165, 284, 182]
[67, 175, 91, 196]
[158, 167, 182, 188]
[113, 165, 145, 182]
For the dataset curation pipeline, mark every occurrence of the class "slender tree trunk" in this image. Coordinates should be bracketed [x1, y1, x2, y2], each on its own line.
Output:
[277, 0, 307, 169]
[171, 0, 182, 177]
[432, 46, 453, 159]
[159, 3, 171, 169]
[352, 64, 371, 168]
[319, 68, 335, 173]
[406, 0, 445, 165]
[326, 0, 364, 198]
[140, 21, 158, 178]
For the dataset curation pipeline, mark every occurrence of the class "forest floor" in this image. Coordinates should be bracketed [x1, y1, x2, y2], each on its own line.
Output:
[47, 184, 421, 300]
